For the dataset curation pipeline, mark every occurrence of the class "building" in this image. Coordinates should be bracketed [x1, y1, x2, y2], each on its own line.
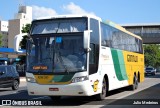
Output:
[122, 23, 160, 44]
[8, 6, 32, 58]
[0, 20, 8, 48]
[0, 20, 8, 58]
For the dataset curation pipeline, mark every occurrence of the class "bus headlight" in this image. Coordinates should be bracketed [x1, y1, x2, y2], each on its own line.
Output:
[71, 76, 88, 83]
[26, 77, 36, 83]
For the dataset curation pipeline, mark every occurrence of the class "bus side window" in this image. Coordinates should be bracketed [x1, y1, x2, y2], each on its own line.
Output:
[89, 44, 95, 64]
[139, 40, 143, 54]
[89, 43, 98, 75]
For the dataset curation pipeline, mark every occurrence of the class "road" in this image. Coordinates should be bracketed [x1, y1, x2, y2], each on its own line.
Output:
[0, 73, 160, 108]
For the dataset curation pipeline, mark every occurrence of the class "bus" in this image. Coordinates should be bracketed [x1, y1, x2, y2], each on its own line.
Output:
[21, 15, 144, 100]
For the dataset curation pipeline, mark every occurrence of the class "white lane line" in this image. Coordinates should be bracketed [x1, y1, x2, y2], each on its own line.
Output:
[116, 82, 160, 99]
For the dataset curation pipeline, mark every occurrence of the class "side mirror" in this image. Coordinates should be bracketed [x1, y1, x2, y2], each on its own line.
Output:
[83, 30, 92, 52]
[0, 71, 5, 75]
[14, 33, 28, 52]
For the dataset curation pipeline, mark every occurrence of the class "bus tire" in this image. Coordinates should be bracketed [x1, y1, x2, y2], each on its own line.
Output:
[96, 78, 106, 100]
[50, 96, 61, 101]
[130, 75, 138, 90]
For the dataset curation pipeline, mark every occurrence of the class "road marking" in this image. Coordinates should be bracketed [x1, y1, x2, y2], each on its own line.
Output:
[105, 76, 160, 100]
[116, 82, 160, 99]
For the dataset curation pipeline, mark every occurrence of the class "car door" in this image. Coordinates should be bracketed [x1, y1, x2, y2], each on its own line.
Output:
[11, 66, 19, 78]
[0, 66, 7, 87]
[6, 66, 14, 84]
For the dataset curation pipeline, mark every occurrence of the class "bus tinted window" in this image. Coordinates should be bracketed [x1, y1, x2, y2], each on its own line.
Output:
[89, 18, 99, 75]
[90, 18, 99, 44]
[100, 22, 143, 54]
[89, 44, 95, 64]
[31, 18, 87, 34]
[101, 23, 113, 47]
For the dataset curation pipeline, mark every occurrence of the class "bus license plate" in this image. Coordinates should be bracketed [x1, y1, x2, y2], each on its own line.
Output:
[49, 88, 59, 91]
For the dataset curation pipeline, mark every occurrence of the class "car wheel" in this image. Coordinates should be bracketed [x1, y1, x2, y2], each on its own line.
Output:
[153, 73, 156, 76]
[12, 80, 19, 90]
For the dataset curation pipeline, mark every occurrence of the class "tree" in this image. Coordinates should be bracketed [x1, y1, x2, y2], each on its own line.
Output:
[144, 44, 160, 68]
[0, 33, 3, 47]
[19, 24, 31, 63]
[21, 24, 31, 33]
[20, 24, 31, 49]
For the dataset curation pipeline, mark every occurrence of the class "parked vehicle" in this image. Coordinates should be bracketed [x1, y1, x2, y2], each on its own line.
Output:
[0, 65, 20, 90]
[145, 67, 156, 75]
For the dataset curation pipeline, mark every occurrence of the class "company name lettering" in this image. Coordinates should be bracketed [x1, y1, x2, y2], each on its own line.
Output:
[127, 55, 138, 62]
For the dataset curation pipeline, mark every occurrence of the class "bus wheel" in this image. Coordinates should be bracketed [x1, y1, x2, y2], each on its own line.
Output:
[96, 78, 106, 100]
[130, 75, 138, 90]
[50, 96, 61, 101]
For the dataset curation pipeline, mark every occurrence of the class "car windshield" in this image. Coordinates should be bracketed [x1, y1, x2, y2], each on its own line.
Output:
[0, 66, 6, 72]
[146, 68, 154, 70]
[26, 34, 87, 73]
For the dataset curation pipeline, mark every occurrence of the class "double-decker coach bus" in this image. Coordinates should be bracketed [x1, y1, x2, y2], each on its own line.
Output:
[19, 15, 144, 100]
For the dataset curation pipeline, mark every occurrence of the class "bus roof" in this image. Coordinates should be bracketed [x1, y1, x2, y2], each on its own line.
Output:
[33, 14, 142, 40]
[103, 20, 142, 40]
[33, 14, 102, 22]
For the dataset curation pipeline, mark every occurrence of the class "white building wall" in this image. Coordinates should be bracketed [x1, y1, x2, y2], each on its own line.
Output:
[0, 21, 8, 32]
[0, 21, 8, 48]
[8, 18, 31, 58]
[8, 6, 32, 58]
[0, 21, 8, 57]
[14, 6, 32, 20]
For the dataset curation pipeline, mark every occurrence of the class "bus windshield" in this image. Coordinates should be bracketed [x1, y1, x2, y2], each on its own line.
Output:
[31, 18, 87, 34]
[26, 34, 87, 73]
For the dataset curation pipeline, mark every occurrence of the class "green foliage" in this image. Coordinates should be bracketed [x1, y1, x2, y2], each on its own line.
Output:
[21, 24, 31, 33]
[0, 33, 2, 47]
[19, 24, 31, 63]
[144, 44, 160, 68]
[20, 24, 31, 49]
[20, 35, 28, 49]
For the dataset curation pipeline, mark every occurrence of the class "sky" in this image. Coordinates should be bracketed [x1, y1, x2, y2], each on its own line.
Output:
[0, 0, 160, 24]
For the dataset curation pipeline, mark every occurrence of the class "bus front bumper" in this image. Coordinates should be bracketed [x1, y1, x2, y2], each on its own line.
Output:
[27, 81, 96, 96]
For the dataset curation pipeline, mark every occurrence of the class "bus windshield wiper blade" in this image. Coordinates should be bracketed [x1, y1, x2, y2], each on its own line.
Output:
[56, 22, 60, 33]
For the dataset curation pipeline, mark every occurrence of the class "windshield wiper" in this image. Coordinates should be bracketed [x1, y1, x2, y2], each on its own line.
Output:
[56, 22, 60, 33]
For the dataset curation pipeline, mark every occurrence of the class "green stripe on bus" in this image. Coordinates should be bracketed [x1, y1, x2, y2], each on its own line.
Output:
[53, 75, 64, 82]
[53, 74, 74, 82]
[111, 49, 128, 81]
[117, 51, 128, 80]
[60, 74, 74, 82]
[111, 49, 124, 80]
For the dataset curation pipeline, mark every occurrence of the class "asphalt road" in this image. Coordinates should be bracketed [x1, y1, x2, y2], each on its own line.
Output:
[0, 73, 160, 108]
